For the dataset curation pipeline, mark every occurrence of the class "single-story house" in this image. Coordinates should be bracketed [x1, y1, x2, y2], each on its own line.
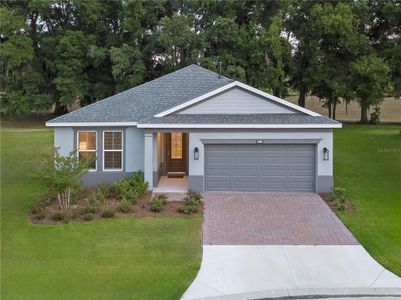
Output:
[46, 64, 341, 193]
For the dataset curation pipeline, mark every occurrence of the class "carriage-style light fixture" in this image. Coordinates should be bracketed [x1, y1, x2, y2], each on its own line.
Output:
[323, 147, 329, 161]
[194, 147, 199, 160]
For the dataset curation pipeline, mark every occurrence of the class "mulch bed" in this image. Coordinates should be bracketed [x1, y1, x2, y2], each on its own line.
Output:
[30, 188, 203, 225]
[319, 192, 354, 214]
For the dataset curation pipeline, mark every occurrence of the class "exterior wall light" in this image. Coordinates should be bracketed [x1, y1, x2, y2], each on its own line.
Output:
[323, 147, 329, 161]
[194, 147, 199, 160]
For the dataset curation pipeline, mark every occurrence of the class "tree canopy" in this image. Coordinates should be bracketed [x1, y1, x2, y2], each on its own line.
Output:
[1, 0, 399, 123]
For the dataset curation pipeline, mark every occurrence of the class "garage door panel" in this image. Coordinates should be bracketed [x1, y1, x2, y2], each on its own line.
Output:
[289, 169, 314, 176]
[233, 169, 258, 176]
[205, 144, 315, 192]
[261, 169, 286, 176]
[232, 144, 258, 151]
[232, 181, 259, 190]
[206, 168, 230, 176]
[289, 156, 315, 164]
[261, 144, 286, 151]
[206, 156, 230, 164]
[232, 156, 258, 164]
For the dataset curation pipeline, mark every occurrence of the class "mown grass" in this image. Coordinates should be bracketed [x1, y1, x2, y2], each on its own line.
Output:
[1, 126, 202, 299]
[334, 125, 401, 276]
[1, 123, 400, 299]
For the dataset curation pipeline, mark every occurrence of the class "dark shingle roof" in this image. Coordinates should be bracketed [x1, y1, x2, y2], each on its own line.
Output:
[47, 64, 233, 123]
[141, 114, 340, 125]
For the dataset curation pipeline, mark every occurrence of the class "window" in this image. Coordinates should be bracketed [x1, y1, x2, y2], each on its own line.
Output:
[171, 132, 183, 159]
[103, 131, 123, 170]
[77, 131, 97, 170]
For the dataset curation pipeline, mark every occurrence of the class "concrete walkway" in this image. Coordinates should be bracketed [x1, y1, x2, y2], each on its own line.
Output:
[182, 245, 401, 299]
[182, 193, 401, 299]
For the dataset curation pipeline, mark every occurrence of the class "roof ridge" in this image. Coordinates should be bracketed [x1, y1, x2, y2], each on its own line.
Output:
[189, 63, 232, 81]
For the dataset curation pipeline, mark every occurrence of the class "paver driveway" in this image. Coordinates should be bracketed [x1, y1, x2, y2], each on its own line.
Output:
[202, 192, 357, 245]
[183, 192, 401, 299]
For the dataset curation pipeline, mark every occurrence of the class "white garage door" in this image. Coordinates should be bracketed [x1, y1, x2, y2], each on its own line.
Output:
[205, 144, 315, 192]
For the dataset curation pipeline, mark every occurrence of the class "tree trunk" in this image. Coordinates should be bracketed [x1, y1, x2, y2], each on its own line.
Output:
[332, 98, 337, 120]
[54, 102, 68, 116]
[298, 85, 307, 107]
[360, 106, 369, 123]
[327, 101, 332, 119]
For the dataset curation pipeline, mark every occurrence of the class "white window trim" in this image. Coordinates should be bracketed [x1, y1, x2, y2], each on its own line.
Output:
[102, 130, 124, 172]
[77, 130, 97, 171]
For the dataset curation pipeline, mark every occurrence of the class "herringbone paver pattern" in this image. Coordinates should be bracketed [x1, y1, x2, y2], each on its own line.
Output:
[202, 192, 358, 245]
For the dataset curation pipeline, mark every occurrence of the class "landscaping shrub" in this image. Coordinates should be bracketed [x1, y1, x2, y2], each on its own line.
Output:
[83, 189, 107, 213]
[52, 212, 64, 221]
[83, 213, 95, 221]
[38, 148, 93, 211]
[329, 186, 351, 212]
[119, 199, 132, 213]
[149, 193, 168, 212]
[98, 184, 112, 197]
[102, 209, 115, 218]
[115, 171, 148, 204]
[369, 105, 381, 124]
[32, 190, 55, 214]
[178, 190, 202, 214]
[35, 212, 45, 220]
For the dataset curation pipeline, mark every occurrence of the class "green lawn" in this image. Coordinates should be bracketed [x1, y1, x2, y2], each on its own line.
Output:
[1, 127, 202, 299]
[1, 124, 400, 299]
[334, 125, 401, 276]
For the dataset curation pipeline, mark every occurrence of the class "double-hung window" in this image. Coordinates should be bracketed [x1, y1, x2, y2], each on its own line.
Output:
[103, 131, 123, 171]
[77, 131, 97, 170]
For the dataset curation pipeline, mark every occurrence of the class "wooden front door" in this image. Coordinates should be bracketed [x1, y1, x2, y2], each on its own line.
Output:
[166, 132, 187, 176]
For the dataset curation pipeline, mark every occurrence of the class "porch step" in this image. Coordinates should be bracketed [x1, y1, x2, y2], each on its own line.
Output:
[151, 192, 186, 202]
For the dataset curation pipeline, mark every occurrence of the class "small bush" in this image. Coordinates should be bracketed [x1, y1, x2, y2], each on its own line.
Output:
[35, 212, 46, 220]
[83, 213, 95, 221]
[329, 186, 351, 212]
[178, 190, 202, 214]
[115, 171, 148, 204]
[52, 212, 64, 221]
[102, 209, 115, 218]
[369, 105, 381, 124]
[119, 199, 132, 213]
[186, 189, 202, 202]
[32, 190, 55, 214]
[149, 193, 168, 212]
[83, 189, 106, 213]
[98, 184, 112, 197]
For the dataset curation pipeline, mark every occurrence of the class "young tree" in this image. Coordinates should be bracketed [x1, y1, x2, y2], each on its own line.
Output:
[39, 148, 94, 211]
[350, 54, 390, 123]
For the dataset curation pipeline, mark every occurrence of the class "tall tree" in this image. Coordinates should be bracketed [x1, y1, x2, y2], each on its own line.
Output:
[350, 54, 390, 123]
[0, 6, 49, 116]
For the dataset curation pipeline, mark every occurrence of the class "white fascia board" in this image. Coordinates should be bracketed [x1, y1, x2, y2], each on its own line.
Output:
[137, 123, 342, 129]
[234, 81, 321, 116]
[46, 122, 138, 127]
[153, 81, 321, 117]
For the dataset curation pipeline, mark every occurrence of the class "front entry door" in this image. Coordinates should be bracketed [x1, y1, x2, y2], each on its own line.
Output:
[166, 132, 187, 176]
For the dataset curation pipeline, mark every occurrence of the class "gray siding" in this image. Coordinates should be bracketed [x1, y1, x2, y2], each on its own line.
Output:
[179, 87, 297, 115]
[54, 127, 74, 156]
[55, 126, 145, 187]
[205, 144, 315, 192]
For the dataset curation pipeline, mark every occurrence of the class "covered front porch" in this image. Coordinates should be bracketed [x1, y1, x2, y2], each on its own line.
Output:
[144, 130, 190, 192]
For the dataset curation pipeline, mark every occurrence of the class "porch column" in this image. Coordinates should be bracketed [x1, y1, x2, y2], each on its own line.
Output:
[144, 133, 154, 190]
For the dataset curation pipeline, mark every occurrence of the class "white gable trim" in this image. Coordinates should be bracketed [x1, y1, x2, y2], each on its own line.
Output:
[46, 122, 138, 127]
[154, 81, 321, 117]
[137, 123, 342, 129]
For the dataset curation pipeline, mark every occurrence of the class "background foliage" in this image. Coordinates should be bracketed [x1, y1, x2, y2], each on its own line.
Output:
[1, 0, 400, 122]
